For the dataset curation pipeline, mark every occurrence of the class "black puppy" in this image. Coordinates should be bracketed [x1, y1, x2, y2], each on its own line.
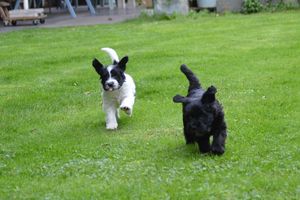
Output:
[173, 64, 227, 155]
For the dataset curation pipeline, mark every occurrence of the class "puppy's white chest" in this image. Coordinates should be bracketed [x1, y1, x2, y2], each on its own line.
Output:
[103, 90, 122, 104]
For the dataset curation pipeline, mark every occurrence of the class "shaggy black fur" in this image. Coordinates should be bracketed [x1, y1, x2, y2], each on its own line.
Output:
[173, 64, 227, 155]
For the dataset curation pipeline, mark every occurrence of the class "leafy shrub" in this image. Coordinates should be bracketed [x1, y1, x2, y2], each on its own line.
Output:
[264, 0, 300, 12]
[242, 0, 263, 14]
[139, 11, 179, 21]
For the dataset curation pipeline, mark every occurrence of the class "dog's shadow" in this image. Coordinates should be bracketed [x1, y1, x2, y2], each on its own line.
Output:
[171, 143, 225, 160]
[89, 117, 133, 134]
[172, 143, 201, 158]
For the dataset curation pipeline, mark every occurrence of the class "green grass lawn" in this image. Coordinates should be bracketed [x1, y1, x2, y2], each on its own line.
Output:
[0, 11, 300, 199]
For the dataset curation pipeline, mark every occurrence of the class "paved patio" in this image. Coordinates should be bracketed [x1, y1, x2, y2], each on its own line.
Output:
[0, 6, 141, 32]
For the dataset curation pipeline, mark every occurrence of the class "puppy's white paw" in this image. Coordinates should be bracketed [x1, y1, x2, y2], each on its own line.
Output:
[120, 106, 132, 116]
[106, 123, 118, 130]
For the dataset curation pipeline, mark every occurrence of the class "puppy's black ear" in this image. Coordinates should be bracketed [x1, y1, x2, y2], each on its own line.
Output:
[201, 86, 217, 104]
[173, 95, 188, 103]
[118, 56, 128, 71]
[92, 58, 104, 76]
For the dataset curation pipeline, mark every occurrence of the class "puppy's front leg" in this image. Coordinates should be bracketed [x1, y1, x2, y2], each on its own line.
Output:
[197, 136, 211, 154]
[120, 96, 135, 116]
[211, 130, 227, 155]
[104, 106, 118, 130]
[183, 122, 195, 144]
[211, 117, 227, 155]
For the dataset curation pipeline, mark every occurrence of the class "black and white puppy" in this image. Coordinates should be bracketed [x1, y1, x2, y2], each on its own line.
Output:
[173, 64, 227, 155]
[92, 48, 136, 130]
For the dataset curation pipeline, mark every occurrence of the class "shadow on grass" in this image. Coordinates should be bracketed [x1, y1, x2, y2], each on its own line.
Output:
[171, 143, 225, 159]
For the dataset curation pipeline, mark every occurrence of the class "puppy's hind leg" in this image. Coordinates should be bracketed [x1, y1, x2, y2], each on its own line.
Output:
[116, 109, 120, 119]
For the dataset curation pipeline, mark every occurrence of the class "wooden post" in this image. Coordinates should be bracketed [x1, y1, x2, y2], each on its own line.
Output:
[117, 0, 125, 8]
[24, 0, 29, 9]
[127, 0, 136, 8]
[85, 0, 96, 15]
[65, 0, 77, 18]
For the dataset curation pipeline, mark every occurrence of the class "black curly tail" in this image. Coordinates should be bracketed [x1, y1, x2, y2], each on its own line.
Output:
[180, 64, 201, 91]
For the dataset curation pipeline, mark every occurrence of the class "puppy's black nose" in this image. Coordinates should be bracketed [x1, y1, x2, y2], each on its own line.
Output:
[107, 82, 114, 87]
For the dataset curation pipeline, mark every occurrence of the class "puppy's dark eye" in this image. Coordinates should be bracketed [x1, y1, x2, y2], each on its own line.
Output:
[100, 71, 109, 79]
[111, 71, 117, 77]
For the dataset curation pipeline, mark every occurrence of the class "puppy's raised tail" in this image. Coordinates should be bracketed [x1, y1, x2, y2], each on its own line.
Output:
[180, 64, 201, 91]
[101, 47, 119, 63]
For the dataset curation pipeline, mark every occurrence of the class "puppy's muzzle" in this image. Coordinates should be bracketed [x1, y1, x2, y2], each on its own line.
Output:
[105, 82, 116, 91]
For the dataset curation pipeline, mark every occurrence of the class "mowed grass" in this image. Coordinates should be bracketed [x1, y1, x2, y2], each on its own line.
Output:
[0, 11, 300, 199]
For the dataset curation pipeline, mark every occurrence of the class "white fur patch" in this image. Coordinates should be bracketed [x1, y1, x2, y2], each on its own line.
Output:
[104, 66, 120, 91]
[100, 48, 136, 130]
[102, 74, 136, 129]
